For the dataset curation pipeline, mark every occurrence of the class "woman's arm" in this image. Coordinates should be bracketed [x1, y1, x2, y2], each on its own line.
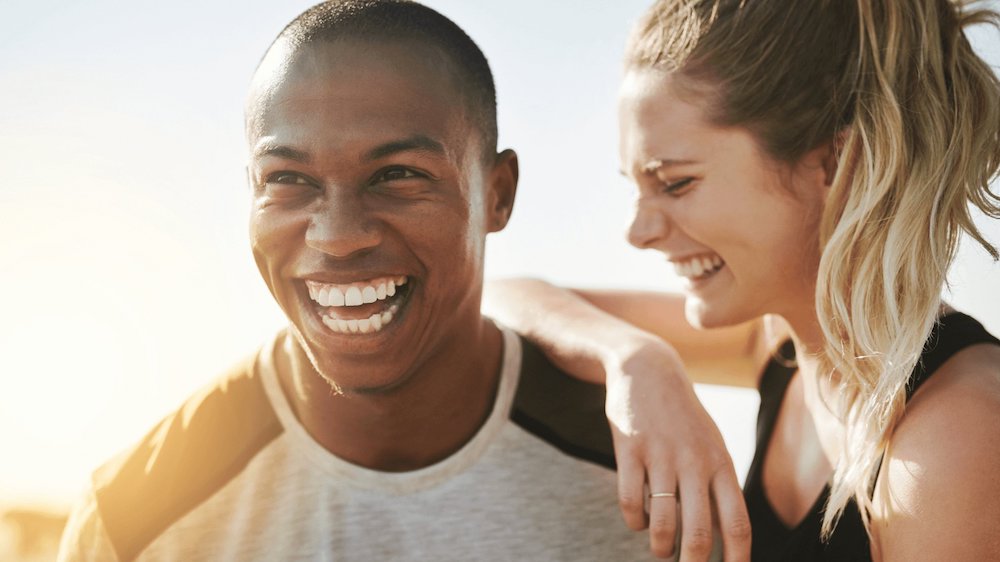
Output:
[574, 288, 766, 387]
[484, 278, 764, 387]
[484, 278, 754, 561]
[871, 344, 1000, 561]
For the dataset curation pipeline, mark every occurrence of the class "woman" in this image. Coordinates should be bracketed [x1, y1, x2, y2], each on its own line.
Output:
[487, 0, 1000, 560]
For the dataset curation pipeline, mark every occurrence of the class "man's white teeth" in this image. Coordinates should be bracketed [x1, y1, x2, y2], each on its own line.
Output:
[362, 286, 377, 303]
[321, 287, 346, 307]
[345, 287, 363, 306]
[673, 254, 724, 279]
[321, 305, 399, 335]
[307, 276, 408, 308]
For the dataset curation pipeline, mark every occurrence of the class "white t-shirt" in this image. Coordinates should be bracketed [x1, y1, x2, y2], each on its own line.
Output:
[57, 328, 662, 561]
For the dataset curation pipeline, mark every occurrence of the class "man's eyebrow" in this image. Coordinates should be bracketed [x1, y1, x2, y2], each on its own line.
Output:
[365, 135, 446, 161]
[253, 144, 312, 163]
[252, 136, 447, 163]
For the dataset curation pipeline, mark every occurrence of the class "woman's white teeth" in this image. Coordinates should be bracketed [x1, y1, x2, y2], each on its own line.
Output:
[674, 254, 724, 279]
[692, 260, 705, 277]
[307, 277, 408, 308]
[321, 305, 399, 335]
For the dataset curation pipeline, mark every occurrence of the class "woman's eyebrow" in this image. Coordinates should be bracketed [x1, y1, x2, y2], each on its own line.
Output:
[641, 158, 698, 174]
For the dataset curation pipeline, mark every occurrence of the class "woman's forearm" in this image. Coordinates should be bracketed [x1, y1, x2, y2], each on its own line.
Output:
[484, 278, 761, 387]
[483, 278, 676, 384]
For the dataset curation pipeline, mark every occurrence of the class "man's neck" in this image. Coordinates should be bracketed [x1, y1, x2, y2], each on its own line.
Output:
[276, 317, 506, 472]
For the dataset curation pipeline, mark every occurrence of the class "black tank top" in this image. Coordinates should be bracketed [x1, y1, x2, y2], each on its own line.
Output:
[743, 312, 1000, 561]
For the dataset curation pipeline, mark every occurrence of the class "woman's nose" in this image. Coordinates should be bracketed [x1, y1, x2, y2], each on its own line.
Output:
[627, 199, 670, 250]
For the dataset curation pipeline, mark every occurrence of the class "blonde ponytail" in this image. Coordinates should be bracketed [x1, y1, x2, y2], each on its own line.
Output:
[817, 0, 1000, 537]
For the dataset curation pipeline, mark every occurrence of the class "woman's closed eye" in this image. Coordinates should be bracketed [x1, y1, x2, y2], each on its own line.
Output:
[661, 177, 695, 196]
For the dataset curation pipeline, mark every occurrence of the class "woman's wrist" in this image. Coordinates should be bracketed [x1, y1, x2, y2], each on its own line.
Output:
[600, 329, 687, 386]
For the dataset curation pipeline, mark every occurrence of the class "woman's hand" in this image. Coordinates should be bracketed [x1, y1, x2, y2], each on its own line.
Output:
[603, 337, 751, 561]
[484, 279, 753, 559]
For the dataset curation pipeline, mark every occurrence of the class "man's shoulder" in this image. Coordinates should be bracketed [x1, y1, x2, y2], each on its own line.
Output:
[510, 335, 616, 469]
[91, 351, 283, 562]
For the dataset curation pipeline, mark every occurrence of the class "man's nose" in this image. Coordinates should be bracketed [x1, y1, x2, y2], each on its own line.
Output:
[627, 199, 670, 250]
[305, 190, 382, 258]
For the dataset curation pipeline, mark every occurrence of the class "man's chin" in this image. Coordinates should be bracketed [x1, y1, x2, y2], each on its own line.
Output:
[284, 323, 415, 391]
[303, 350, 416, 396]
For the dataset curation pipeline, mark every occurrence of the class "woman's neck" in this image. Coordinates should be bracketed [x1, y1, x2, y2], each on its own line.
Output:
[778, 308, 850, 463]
[773, 306, 845, 400]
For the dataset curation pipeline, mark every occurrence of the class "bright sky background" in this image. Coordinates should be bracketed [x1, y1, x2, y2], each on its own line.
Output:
[1, 1, 998, 510]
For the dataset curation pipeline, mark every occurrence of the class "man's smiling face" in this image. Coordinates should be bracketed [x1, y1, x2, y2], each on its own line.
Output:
[246, 37, 506, 394]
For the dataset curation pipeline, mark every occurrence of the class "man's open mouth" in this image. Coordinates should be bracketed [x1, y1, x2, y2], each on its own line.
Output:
[305, 276, 412, 335]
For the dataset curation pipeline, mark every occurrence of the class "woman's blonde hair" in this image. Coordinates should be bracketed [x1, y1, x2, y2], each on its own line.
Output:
[626, 0, 1000, 538]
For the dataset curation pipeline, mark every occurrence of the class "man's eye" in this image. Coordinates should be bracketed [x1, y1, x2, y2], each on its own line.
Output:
[374, 167, 421, 182]
[266, 172, 311, 185]
[260, 172, 315, 199]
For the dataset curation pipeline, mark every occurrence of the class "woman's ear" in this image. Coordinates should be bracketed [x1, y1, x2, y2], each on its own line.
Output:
[799, 129, 847, 190]
[822, 128, 850, 187]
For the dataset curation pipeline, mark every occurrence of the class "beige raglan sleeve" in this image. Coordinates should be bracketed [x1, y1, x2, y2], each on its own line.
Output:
[56, 488, 119, 562]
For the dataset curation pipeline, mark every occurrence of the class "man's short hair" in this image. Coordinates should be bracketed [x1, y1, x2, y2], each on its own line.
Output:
[273, 0, 498, 159]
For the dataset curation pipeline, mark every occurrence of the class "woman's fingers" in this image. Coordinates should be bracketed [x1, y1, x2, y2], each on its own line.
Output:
[602, 339, 749, 560]
[615, 449, 649, 531]
[712, 468, 752, 562]
[646, 466, 680, 559]
[678, 477, 715, 562]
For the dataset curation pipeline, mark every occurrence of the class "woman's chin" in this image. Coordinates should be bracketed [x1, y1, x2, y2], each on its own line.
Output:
[684, 297, 740, 330]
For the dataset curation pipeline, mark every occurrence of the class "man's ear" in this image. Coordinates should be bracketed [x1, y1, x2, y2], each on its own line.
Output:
[486, 149, 519, 233]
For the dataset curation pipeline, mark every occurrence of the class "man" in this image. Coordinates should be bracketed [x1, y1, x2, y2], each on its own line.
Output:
[56, 1, 653, 560]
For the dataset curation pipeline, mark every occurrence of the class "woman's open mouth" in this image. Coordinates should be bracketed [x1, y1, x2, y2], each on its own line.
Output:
[672, 253, 725, 282]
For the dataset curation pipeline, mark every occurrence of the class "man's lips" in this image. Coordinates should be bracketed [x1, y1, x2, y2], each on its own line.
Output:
[303, 276, 411, 335]
[305, 275, 406, 307]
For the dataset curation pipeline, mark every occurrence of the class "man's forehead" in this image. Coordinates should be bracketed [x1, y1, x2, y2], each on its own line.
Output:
[249, 37, 459, 112]
[247, 36, 481, 162]
[245, 37, 473, 147]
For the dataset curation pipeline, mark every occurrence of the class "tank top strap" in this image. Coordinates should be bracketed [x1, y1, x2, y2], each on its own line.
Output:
[906, 312, 1000, 400]
[754, 339, 797, 446]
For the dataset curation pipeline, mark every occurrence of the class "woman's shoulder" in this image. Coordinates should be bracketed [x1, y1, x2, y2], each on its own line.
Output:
[872, 340, 1000, 559]
[897, 309, 1000, 434]
[895, 339, 1000, 458]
